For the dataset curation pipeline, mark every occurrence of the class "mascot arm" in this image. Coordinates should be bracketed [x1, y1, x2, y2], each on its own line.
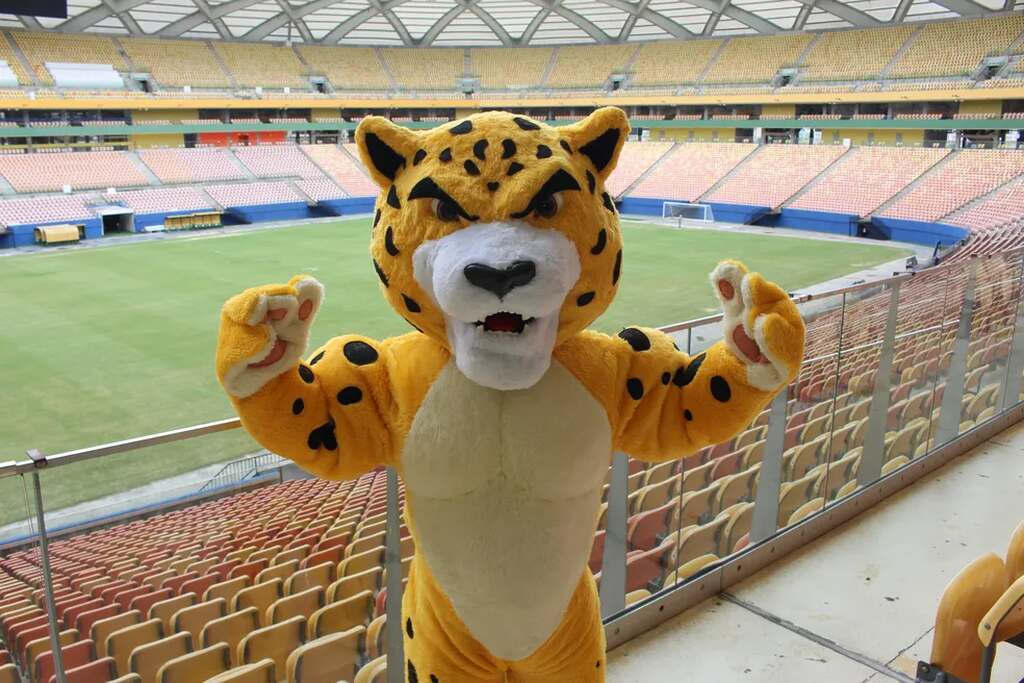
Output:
[558, 261, 804, 463]
[215, 275, 401, 481]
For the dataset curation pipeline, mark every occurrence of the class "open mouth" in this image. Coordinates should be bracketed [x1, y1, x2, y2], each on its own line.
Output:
[474, 312, 536, 334]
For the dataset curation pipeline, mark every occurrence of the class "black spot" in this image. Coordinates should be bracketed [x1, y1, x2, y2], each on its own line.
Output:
[673, 352, 705, 387]
[596, 661, 601, 669]
[473, 139, 488, 160]
[673, 342, 680, 351]
[576, 291, 595, 306]
[586, 170, 596, 194]
[439, 148, 452, 163]
[618, 327, 651, 351]
[343, 341, 378, 365]
[402, 294, 421, 313]
[291, 398, 304, 415]
[373, 209, 381, 228]
[363, 132, 405, 181]
[406, 618, 414, 639]
[560, 140, 572, 154]
[430, 676, 439, 683]
[373, 259, 389, 287]
[627, 378, 644, 400]
[661, 372, 671, 385]
[407, 660, 419, 683]
[309, 350, 325, 365]
[513, 116, 540, 131]
[579, 127, 621, 172]
[487, 181, 499, 192]
[385, 226, 399, 256]
[501, 139, 516, 159]
[464, 159, 480, 176]
[684, 409, 693, 421]
[337, 386, 362, 405]
[612, 249, 622, 285]
[450, 120, 473, 135]
[507, 162, 524, 176]
[413, 149, 427, 166]
[386, 185, 401, 209]
[591, 228, 606, 255]
[298, 365, 314, 383]
[536, 144, 552, 159]
[710, 376, 731, 402]
[602, 191, 616, 213]
[307, 420, 337, 450]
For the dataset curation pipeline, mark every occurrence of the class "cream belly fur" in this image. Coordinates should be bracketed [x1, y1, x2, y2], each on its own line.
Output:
[401, 359, 611, 661]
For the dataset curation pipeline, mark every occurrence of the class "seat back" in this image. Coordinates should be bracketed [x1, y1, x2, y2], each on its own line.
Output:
[1007, 520, 1024, 581]
[91, 610, 142, 658]
[237, 616, 306, 674]
[129, 631, 192, 683]
[157, 643, 231, 683]
[204, 658, 276, 683]
[204, 577, 251, 606]
[286, 563, 336, 596]
[148, 594, 197, 633]
[231, 580, 283, 628]
[171, 598, 226, 643]
[285, 627, 364, 683]
[107, 619, 163, 677]
[308, 589, 374, 638]
[327, 567, 381, 604]
[55, 656, 117, 683]
[27, 630, 79, 674]
[200, 607, 259, 667]
[0, 664, 18, 683]
[267, 587, 324, 626]
[353, 655, 386, 683]
[34, 638, 94, 683]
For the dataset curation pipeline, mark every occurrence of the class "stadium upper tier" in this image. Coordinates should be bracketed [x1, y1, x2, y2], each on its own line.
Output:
[1, 15, 1024, 98]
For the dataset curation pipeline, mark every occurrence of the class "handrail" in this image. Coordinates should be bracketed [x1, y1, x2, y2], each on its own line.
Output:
[1, 247, 1020, 479]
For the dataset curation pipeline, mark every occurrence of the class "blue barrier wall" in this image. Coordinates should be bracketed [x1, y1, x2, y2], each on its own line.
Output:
[617, 197, 665, 216]
[3, 217, 102, 247]
[320, 197, 375, 216]
[769, 208, 859, 236]
[706, 202, 771, 225]
[870, 217, 969, 246]
[227, 202, 316, 224]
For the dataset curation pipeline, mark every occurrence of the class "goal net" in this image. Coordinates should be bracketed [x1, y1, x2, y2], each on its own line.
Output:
[661, 201, 714, 227]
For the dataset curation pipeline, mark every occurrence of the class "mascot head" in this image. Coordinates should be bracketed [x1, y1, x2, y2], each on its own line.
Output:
[356, 107, 629, 391]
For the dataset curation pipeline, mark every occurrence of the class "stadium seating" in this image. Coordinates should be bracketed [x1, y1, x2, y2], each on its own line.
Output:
[205, 182, 305, 208]
[120, 39, 231, 89]
[880, 149, 1024, 222]
[470, 48, 552, 90]
[296, 178, 347, 202]
[629, 41, 723, 86]
[0, 34, 31, 85]
[0, 194, 94, 227]
[138, 149, 247, 184]
[629, 143, 757, 201]
[295, 47, 391, 90]
[300, 145, 377, 196]
[10, 31, 127, 86]
[232, 146, 324, 180]
[381, 48, 464, 91]
[705, 144, 847, 208]
[212, 43, 308, 90]
[888, 15, 1024, 79]
[0, 151, 147, 192]
[545, 45, 635, 89]
[110, 187, 215, 215]
[946, 177, 1024, 231]
[703, 34, 812, 84]
[788, 146, 949, 216]
[799, 26, 915, 82]
[606, 141, 674, 197]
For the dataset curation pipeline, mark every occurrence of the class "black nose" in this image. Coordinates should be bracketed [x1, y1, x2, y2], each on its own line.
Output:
[464, 261, 537, 299]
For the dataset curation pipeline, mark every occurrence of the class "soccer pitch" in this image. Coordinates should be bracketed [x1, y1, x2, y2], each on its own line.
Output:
[0, 218, 911, 525]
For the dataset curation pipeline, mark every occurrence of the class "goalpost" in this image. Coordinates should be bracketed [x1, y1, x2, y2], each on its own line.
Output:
[661, 201, 714, 228]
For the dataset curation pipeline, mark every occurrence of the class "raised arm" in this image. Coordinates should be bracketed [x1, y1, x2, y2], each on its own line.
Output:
[556, 261, 804, 462]
[215, 275, 437, 480]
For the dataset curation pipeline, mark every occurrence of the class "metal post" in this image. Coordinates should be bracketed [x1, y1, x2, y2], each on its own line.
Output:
[750, 389, 788, 542]
[936, 261, 976, 446]
[384, 467, 404, 683]
[858, 282, 901, 485]
[1001, 255, 1024, 411]
[599, 451, 629, 618]
[29, 458, 67, 683]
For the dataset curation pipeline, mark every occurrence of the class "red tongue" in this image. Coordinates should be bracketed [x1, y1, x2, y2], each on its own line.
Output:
[486, 313, 521, 332]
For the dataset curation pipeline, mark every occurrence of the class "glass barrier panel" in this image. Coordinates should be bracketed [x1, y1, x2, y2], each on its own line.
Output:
[1000, 254, 1024, 412]
[0, 474, 40, 625]
[928, 260, 971, 451]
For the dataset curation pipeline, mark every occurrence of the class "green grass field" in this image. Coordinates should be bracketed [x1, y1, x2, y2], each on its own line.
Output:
[0, 218, 910, 525]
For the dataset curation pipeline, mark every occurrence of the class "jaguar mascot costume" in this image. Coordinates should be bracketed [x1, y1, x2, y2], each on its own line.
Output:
[215, 107, 805, 682]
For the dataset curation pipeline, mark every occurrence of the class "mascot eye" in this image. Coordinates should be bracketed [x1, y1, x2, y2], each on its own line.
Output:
[534, 193, 563, 219]
[432, 198, 460, 222]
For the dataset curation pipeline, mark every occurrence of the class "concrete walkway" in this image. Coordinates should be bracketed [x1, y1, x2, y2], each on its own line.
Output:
[608, 419, 1024, 683]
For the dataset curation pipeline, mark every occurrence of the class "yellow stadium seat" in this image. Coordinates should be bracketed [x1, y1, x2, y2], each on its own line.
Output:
[285, 628, 363, 683]
[108, 619, 163, 677]
[232, 579, 283, 628]
[157, 642, 232, 683]
[308, 590, 374, 639]
[206, 659, 276, 683]
[353, 655, 386, 683]
[237, 616, 306, 676]
[92, 611, 144, 658]
[205, 577, 251, 606]
[149, 593, 197, 633]
[129, 631, 192, 683]
[327, 568, 381, 604]
[266, 587, 324, 625]
[172, 598, 227, 644]
[285, 563, 336, 596]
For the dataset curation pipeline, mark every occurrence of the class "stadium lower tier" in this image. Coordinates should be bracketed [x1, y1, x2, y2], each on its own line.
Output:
[2, 141, 1023, 250]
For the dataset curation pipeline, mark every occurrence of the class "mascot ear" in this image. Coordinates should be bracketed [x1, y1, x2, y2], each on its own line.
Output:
[356, 116, 420, 189]
[560, 107, 629, 182]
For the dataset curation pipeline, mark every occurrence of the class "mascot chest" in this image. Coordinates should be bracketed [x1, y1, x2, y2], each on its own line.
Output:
[401, 359, 611, 661]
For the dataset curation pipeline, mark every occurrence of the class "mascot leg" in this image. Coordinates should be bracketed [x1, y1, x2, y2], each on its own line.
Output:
[506, 571, 606, 683]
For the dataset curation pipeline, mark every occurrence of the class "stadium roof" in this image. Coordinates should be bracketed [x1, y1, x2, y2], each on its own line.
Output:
[0, 0, 1012, 46]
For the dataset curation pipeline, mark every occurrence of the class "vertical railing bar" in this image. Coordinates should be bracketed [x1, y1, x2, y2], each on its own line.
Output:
[820, 293, 847, 504]
[30, 466, 67, 683]
[936, 261, 977, 446]
[750, 388, 788, 543]
[923, 267, 957, 455]
[858, 281, 901, 485]
[384, 467, 404, 683]
[1001, 254, 1024, 411]
[599, 451, 629, 618]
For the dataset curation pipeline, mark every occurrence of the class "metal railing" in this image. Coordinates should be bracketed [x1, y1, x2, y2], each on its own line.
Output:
[2, 246, 1022, 683]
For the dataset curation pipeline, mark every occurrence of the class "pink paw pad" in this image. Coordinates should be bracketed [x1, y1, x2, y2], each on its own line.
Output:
[732, 325, 768, 364]
[248, 339, 288, 368]
[298, 299, 314, 321]
[266, 308, 288, 322]
[718, 279, 735, 301]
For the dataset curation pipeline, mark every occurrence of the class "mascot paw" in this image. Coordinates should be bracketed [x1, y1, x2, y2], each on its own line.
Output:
[710, 260, 805, 391]
[216, 275, 324, 398]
